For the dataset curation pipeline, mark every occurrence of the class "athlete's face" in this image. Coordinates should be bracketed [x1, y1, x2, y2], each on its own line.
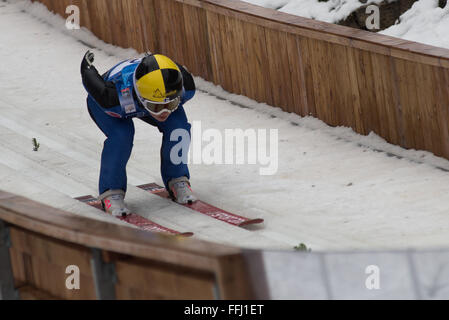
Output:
[153, 111, 171, 122]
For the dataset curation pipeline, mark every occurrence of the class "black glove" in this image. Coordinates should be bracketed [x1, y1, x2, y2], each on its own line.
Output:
[177, 63, 195, 91]
[81, 50, 95, 74]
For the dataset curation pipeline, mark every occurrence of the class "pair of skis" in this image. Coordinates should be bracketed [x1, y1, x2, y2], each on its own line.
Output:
[75, 183, 263, 237]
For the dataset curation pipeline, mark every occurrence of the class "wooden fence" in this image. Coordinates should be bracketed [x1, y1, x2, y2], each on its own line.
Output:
[0, 191, 257, 299]
[33, 0, 449, 159]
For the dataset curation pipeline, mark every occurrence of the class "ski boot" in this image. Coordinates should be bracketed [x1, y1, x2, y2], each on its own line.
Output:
[99, 189, 131, 217]
[168, 177, 197, 205]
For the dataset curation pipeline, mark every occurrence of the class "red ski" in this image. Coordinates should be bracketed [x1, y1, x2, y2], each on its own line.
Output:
[137, 183, 264, 228]
[75, 195, 193, 237]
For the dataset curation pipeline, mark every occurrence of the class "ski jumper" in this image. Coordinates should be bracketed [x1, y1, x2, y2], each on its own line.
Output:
[81, 58, 196, 195]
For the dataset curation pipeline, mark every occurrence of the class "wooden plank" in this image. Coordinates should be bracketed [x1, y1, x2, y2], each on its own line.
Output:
[367, 52, 387, 142]
[440, 57, 449, 69]
[9, 227, 92, 274]
[307, 38, 334, 125]
[218, 14, 238, 94]
[351, 48, 380, 136]
[9, 229, 98, 299]
[297, 37, 317, 117]
[117, 0, 138, 50]
[98, 0, 114, 45]
[380, 58, 401, 146]
[115, 284, 212, 300]
[369, 53, 400, 145]
[391, 45, 449, 67]
[156, 0, 189, 64]
[139, 0, 159, 53]
[18, 285, 60, 300]
[231, 18, 252, 99]
[206, 10, 225, 86]
[350, 38, 391, 57]
[286, 34, 308, 117]
[242, 22, 273, 105]
[404, 60, 426, 152]
[264, 28, 294, 113]
[182, 4, 213, 79]
[84, 0, 105, 42]
[345, 46, 365, 134]
[154, 0, 174, 57]
[115, 259, 216, 299]
[331, 44, 360, 129]
[427, 65, 446, 157]
[227, 15, 249, 96]
[23, 256, 96, 299]
[106, 0, 127, 48]
[214, 253, 255, 299]
[414, 63, 440, 155]
[182, 4, 201, 75]
[173, 1, 192, 65]
[434, 66, 449, 158]
[122, 0, 147, 53]
[84, 0, 112, 45]
[78, 0, 92, 31]
[393, 58, 413, 149]
[8, 242, 96, 299]
[10, 246, 26, 288]
[394, 59, 422, 150]
[387, 56, 406, 147]
[185, 5, 213, 79]
[47, 0, 67, 18]
[313, 42, 362, 130]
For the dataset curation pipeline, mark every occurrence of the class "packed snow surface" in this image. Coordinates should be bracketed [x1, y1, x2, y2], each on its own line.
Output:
[379, 0, 449, 50]
[242, 0, 449, 50]
[1, 0, 449, 251]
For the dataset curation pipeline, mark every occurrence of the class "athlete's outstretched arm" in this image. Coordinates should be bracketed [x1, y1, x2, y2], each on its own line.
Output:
[81, 51, 119, 108]
[176, 63, 196, 103]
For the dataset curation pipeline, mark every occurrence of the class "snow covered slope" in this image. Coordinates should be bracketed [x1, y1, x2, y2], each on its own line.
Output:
[2, 0, 449, 251]
[379, 0, 449, 50]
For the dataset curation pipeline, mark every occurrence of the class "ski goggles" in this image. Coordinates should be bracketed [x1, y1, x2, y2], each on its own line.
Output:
[139, 96, 181, 116]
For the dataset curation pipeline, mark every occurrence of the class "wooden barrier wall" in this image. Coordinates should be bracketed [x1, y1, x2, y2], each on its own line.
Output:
[33, 0, 449, 157]
[0, 191, 256, 299]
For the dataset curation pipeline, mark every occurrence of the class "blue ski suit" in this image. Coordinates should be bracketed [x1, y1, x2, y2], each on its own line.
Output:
[81, 58, 195, 195]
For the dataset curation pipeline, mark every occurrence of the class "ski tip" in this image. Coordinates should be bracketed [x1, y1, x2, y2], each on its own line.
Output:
[75, 195, 97, 202]
[239, 218, 264, 227]
[180, 232, 194, 237]
[121, 213, 127, 218]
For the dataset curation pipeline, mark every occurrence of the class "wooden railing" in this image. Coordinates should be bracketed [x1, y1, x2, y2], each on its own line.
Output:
[33, 0, 449, 159]
[0, 191, 256, 299]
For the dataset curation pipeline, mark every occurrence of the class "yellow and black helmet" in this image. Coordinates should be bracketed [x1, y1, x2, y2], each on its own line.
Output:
[133, 54, 183, 114]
